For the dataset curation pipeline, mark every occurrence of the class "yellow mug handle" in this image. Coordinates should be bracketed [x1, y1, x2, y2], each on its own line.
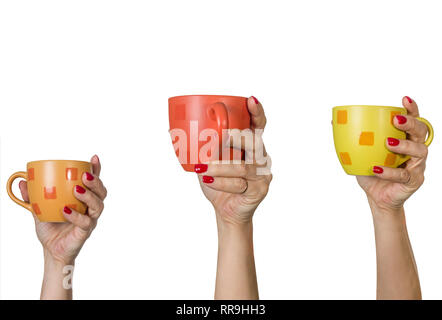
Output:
[398, 117, 434, 166]
[6, 171, 33, 212]
[416, 117, 434, 146]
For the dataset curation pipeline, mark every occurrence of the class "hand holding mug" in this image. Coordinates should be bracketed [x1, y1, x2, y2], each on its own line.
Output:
[196, 97, 272, 226]
[356, 97, 431, 213]
[10, 155, 107, 265]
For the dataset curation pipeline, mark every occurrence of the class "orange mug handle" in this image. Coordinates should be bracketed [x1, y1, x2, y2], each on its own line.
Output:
[6, 171, 33, 212]
[208, 102, 229, 145]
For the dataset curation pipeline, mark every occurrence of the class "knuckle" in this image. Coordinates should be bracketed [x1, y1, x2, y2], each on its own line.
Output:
[99, 201, 105, 213]
[82, 216, 93, 229]
[400, 169, 410, 183]
[421, 146, 429, 158]
[235, 178, 247, 191]
[102, 186, 108, 199]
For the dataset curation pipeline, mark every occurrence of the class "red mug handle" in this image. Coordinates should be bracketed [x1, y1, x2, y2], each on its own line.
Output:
[208, 102, 229, 146]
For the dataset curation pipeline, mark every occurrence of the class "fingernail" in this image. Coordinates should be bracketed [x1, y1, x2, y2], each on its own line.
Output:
[75, 185, 86, 194]
[387, 137, 400, 146]
[373, 166, 383, 174]
[202, 176, 214, 183]
[94, 154, 100, 163]
[251, 96, 259, 104]
[85, 172, 94, 181]
[63, 206, 72, 214]
[194, 164, 208, 173]
[396, 115, 407, 124]
[405, 96, 413, 104]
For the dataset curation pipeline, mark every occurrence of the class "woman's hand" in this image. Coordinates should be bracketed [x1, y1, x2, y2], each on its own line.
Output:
[357, 97, 428, 300]
[195, 96, 272, 300]
[357, 96, 429, 214]
[18, 155, 107, 299]
[196, 96, 272, 226]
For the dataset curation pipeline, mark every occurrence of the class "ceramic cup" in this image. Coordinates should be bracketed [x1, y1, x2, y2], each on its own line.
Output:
[332, 105, 434, 176]
[7, 160, 92, 222]
[169, 95, 251, 172]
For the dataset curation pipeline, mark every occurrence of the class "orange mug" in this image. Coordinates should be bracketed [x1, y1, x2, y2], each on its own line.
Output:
[169, 95, 251, 172]
[7, 160, 92, 222]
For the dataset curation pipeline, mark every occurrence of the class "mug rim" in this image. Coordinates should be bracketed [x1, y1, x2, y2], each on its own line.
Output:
[333, 105, 404, 111]
[169, 94, 248, 101]
[26, 160, 91, 166]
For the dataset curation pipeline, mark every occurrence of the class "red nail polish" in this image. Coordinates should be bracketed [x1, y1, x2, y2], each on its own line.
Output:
[251, 96, 259, 104]
[387, 137, 400, 146]
[405, 96, 413, 104]
[373, 166, 383, 174]
[75, 185, 86, 194]
[194, 164, 208, 173]
[63, 206, 72, 214]
[202, 176, 214, 183]
[85, 172, 94, 181]
[396, 115, 407, 124]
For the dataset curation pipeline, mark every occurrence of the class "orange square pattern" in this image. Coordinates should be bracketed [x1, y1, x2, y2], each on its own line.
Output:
[66, 168, 78, 181]
[391, 111, 401, 125]
[384, 153, 397, 166]
[44, 187, 57, 199]
[340, 152, 352, 165]
[359, 132, 374, 145]
[337, 110, 347, 124]
[32, 203, 41, 215]
[28, 168, 35, 180]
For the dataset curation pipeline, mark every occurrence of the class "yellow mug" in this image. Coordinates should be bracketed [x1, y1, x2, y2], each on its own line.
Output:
[332, 105, 434, 176]
[7, 160, 91, 222]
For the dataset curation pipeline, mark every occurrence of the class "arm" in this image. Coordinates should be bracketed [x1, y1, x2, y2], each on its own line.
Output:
[215, 220, 258, 299]
[196, 96, 272, 300]
[357, 96, 429, 300]
[19, 155, 107, 299]
[370, 203, 421, 299]
[41, 251, 74, 300]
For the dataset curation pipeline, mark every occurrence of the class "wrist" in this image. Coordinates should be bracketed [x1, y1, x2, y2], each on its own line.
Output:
[367, 198, 406, 229]
[44, 250, 75, 271]
[216, 217, 253, 242]
[216, 213, 252, 232]
[41, 250, 74, 300]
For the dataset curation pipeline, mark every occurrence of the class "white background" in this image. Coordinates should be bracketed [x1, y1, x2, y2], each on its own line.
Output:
[0, 0, 441, 299]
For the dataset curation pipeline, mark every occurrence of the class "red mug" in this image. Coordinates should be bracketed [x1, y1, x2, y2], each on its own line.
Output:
[169, 95, 251, 172]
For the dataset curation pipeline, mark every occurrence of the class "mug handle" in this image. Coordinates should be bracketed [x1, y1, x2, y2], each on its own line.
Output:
[416, 117, 434, 146]
[398, 117, 434, 165]
[208, 102, 229, 145]
[6, 171, 33, 212]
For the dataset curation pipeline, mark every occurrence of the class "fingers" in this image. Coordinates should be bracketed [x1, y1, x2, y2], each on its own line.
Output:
[393, 114, 428, 143]
[227, 132, 267, 163]
[82, 172, 107, 200]
[195, 162, 252, 178]
[74, 185, 104, 220]
[402, 96, 419, 117]
[372, 166, 411, 184]
[248, 96, 267, 130]
[386, 137, 428, 159]
[18, 180, 30, 202]
[199, 175, 248, 194]
[90, 154, 101, 177]
[62, 206, 96, 233]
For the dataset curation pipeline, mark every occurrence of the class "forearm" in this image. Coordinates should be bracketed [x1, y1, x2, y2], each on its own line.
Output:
[41, 250, 74, 300]
[215, 217, 258, 300]
[369, 202, 421, 300]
